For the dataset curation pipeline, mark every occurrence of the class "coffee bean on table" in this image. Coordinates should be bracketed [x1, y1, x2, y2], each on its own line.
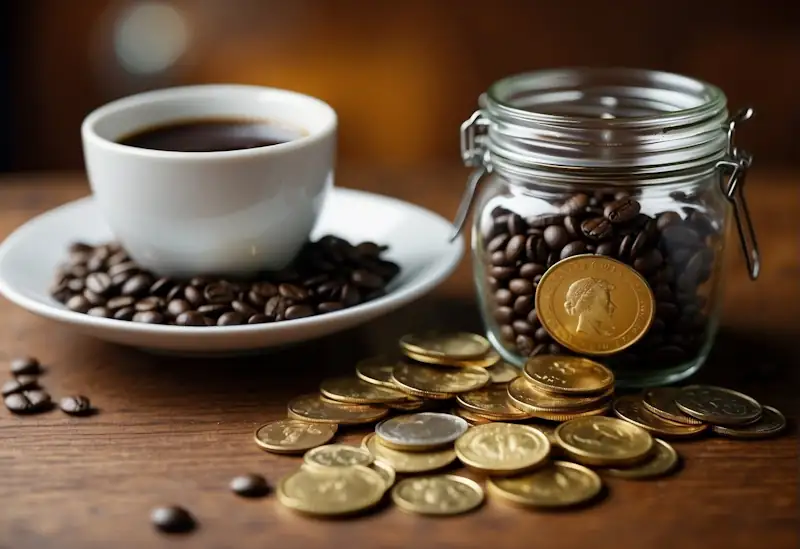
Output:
[4, 390, 51, 414]
[10, 356, 40, 376]
[151, 505, 196, 534]
[2, 377, 38, 396]
[230, 474, 269, 498]
[59, 395, 92, 416]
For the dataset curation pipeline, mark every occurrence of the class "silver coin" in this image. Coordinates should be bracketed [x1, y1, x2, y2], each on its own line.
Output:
[375, 412, 469, 450]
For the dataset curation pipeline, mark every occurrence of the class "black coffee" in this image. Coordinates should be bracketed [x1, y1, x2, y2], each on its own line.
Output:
[118, 119, 301, 152]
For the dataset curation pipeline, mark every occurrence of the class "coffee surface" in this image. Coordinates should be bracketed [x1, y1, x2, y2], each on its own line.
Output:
[118, 119, 300, 152]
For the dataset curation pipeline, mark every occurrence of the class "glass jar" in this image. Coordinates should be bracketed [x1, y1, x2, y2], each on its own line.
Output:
[452, 68, 759, 387]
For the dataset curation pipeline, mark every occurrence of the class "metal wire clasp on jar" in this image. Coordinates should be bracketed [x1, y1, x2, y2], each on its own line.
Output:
[451, 68, 758, 387]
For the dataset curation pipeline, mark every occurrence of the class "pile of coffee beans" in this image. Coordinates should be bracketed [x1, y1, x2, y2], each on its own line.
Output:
[50, 236, 400, 327]
[2, 356, 93, 415]
[480, 190, 718, 371]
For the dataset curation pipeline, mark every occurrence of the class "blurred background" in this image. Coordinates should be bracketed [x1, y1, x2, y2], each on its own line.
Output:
[1, 0, 799, 174]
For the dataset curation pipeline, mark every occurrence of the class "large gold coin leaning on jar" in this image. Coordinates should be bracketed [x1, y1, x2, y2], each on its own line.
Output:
[319, 376, 410, 404]
[487, 461, 602, 509]
[399, 332, 491, 361]
[254, 419, 337, 455]
[391, 363, 491, 398]
[362, 433, 458, 474]
[391, 475, 484, 516]
[523, 355, 614, 395]
[613, 395, 708, 438]
[277, 465, 386, 516]
[603, 439, 680, 480]
[555, 416, 653, 467]
[303, 444, 374, 469]
[287, 394, 389, 425]
[534, 255, 655, 355]
[455, 423, 551, 476]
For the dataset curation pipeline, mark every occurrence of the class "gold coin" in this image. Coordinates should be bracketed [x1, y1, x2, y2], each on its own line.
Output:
[642, 387, 704, 425]
[254, 419, 337, 454]
[277, 465, 385, 516]
[386, 398, 428, 411]
[399, 332, 490, 360]
[486, 361, 521, 384]
[403, 348, 501, 368]
[555, 416, 653, 466]
[355, 355, 402, 388]
[287, 394, 389, 425]
[391, 363, 491, 396]
[457, 384, 534, 420]
[487, 461, 602, 508]
[712, 406, 787, 439]
[613, 395, 708, 438]
[535, 255, 655, 355]
[389, 383, 454, 400]
[375, 412, 469, 451]
[452, 407, 495, 425]
[508, 376, 612, 412]
[523, 355, 614, 395]
[604, 439, 679, 479]
[675, 385, 763, 425]
[362, 433, 457, 473]
[532, 404, 611, 422]
[369, 459, 396, 489]
[303, 444, 374, 469]
[320, 376, 409, 404]
[391, 475, 484, 516]
[455, 423, 551, 476]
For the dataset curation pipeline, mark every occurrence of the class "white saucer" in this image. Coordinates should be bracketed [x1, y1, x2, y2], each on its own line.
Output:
[0, 188, 463, 354]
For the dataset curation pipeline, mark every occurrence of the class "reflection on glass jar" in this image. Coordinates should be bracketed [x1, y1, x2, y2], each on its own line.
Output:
[455, 68, 758, 387]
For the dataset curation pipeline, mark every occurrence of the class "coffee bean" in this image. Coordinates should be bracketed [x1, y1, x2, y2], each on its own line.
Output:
[167, 299, 192, 317]
[217, 312, 246, 326]
[10, 356, 40, 376]
[317, 302, 343, 314]
[604, 197, 641, 224]
[528, 214, 565, 229]
[184, 286, 204, 307]
[490, 251, 509, 266]
[513, 295, 534, 316]
[656, 301, 680, 322]
[515, 335, 535, 356]
[581, 217, 613, 241]
[519, 262, 545, 279]
[106, 251, 129, 266]
[202, 282, 234, 304]
[60, 395, 92, 416]
[350, 270, 383, 291]
[151, 505, 195, 534]
[531, 343, 548, 356]
[340, 284, 361, 307]
[559, 193, 589, 215]
[149, 277, 173, 297]
[106, 296, 135, 311]
[563, 216, 580, 238]
[132, 311, 164, 324]
[66, 295, 92, 313]
[634, 249, 663, 275]
[512, 320, 535, 336]
[85, 272, 112, 295]
[107, 261, 138, 278]
[509, 278, 534, 296]
[630, 229, 651, 258]
[5, 390, 51, 414]
[560, 241, 588, 260]
[489, 266, 517, 280]
[483, 215, 509, 240]
[176, 311, 208, 326]
[197, 304, 229, 318]
[83, 290, 106, 307]
[526, 309, 540, 327]
[507, 213, 527, 235]
[135, 296, 164, 312]
[230, 300, 257, 317]
[534, 326, 551, 342]
[618, 234, 634, 259]
[487, 234, 510, 254]
[87, 306, 110, 318]
[543, 225, 568, 250]
[595, 241, 616, 256]
[230, 473, 269, 498]
[114, 307, 135, 321]
[656, 211, 681, 231]
[504, 235, 526, 263]
[495, 289, 514, 306]
[500, 325, 515, 342]
[2, 377, 38, 396]
[661, 225, 701, 249]
[494, 307, 513, 324]
[122, 274, 153, 297]
[247, 313, 271, 324]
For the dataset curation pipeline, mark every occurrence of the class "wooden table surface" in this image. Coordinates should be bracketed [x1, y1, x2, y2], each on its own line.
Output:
[0, 168, 797, 549]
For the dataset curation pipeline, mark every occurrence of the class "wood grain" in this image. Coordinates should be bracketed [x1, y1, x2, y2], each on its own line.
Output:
[0, 169, 797, 549]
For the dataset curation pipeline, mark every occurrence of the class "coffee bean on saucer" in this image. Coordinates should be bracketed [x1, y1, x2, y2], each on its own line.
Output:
[87, 306, 111, 318]
[247, 314, 271, 324]
[106, 296, 135, 311]
[284, 304, 315, 320]
[218, 312, 246, 326]
[114, 307, 135, 321]
[197, 303, 229, 318]
[2, 376, 39, 396]
[151, 505, 196, 534]
[230, 474, 269, 498]
[10, 356, 41, 376]
[122, 274, 153, 297]
[135, 296, 163, 312]
[167, 299, 192, 317]
[176, 311, 209, 326]
[132, 311, 164, 324]
[59, 395, 93, 416]
[66, 295, 92, 313]
[5, 390, 51, 414]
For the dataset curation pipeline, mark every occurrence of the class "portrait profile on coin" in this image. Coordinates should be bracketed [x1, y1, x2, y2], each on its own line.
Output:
[564, 277, 617, 337]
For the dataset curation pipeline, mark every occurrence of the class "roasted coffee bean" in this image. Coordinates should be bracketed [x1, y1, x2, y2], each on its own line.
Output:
[10, 357, 40, 376]
[504, 235, 526, 263]
[487, 276, 499, 291]
[534, 326, 551, 342]
[122, 274, 153, 297]
[149, 277, 173, 296]
[483, 214, 509, 240]
[495, 289, 514, 307]
[618, 234, 634, 259]
[5, 390, 51, 414]
[197, 304, 229, 318]
[513, 295, 534, 316]
[340, 284, 361, 307]
[217, 312, 246, 326]
[247, 313, 271, 324]
[508, 278, 533, 296]
[559, 193, 589, 215]
[2, 377, 38, 396]
[490, 250, 509, 266]
[87, 306, 110, 318]
[656, 211, 681, 231]
[151, 505, 195, 534]
[278, 283, 309, 301]
[317, 302, 343, 314]
[494, 307, 514, 324]
[184, 286, 204, 307]
[106, 296, 135, 311]
[85, 272, 112, 295]
[519, 262, 545, 279]
[489, 266, 517, 280]
[114, 307, 135, 321]
[604, 197, 641, 224]
[203, 282, 234, 304]
[656, 301, 680, 322]
[265, 296, 287, 318]
[560, 241, 588, 260]
[507, 213, 527, 235]
[250, 282, 278, 299]
[284, 304, 315, 320]
[135, 296, 164, 312]
[516, 335, 535, 356]
[634, 249, 664, 275]
[581, 217, 613, 241]
[512, 320, 535, 336]
[350, 270, 383, 290]
[563, 215, 580, 237]
[487, 234, 510, 255]
[69, 242, 94, 254]
[301, 274, 329, 288]
[687, 210, 716, 236]
[59, 395, 92, 416]
[594, 241, 616, 256]
[66, 295, 92, 313]
[630, 230, 651, 258]
[132, 311, 164, 324]
[543, 225, 569, 250]
[106, 251, 129, 266]
[500, 325, 515, 342]
[661, 225, 701, 249]
[231, 300, 258, 317]
[526, 308, 540, 327]
[107, 261, 138, 278]
[166, 299, 191, 317]
[230, 474, 269, 498]
[176, 311, 208, 326]
[83, 290, 106, 307]
[528, 213, 565, 229]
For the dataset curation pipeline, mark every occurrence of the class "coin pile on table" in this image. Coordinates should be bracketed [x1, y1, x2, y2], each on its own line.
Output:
[251, 331, 786, 517]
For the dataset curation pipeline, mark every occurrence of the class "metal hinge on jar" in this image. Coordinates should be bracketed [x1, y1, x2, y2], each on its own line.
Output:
[716, 107, 760, 280]
[451, 111, 491, 240]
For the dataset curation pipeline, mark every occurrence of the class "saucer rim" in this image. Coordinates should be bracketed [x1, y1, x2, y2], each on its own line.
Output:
[0, 187, 464, 339]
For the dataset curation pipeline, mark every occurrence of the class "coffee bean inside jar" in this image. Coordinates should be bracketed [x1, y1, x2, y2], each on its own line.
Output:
[458, 68, 758, 387]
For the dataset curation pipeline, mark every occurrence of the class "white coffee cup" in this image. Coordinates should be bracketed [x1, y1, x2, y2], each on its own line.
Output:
[81, 84, 337, 278]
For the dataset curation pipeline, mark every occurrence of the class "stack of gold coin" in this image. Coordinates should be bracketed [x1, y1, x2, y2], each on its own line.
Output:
[399, 332, 498, 367]
[505, 355, 615, 421]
